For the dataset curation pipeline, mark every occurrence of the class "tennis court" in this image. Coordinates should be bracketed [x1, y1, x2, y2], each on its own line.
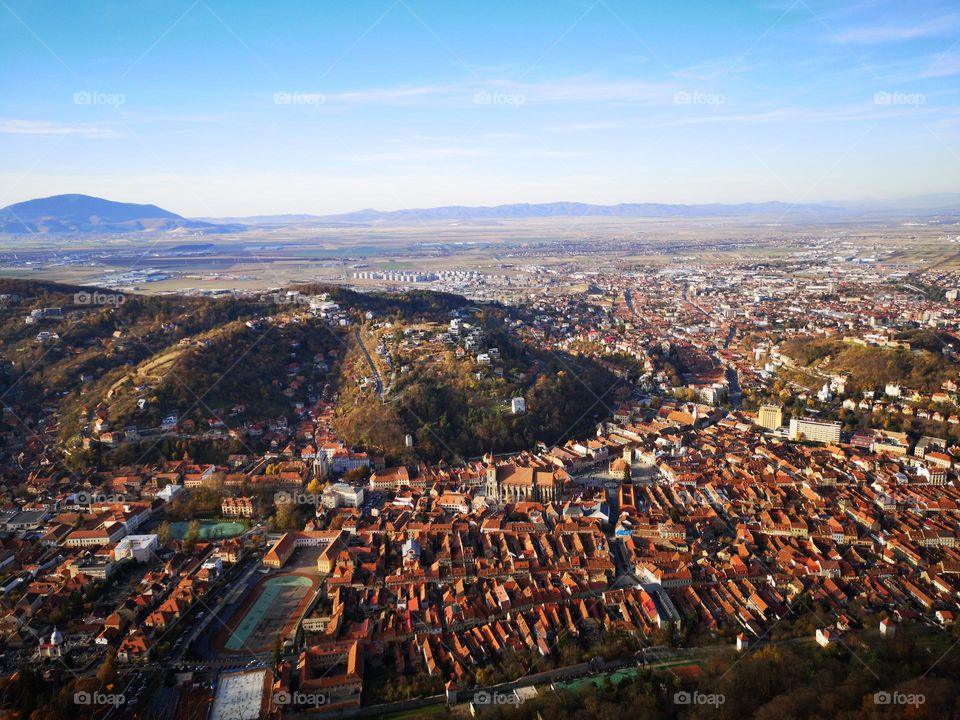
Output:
[170, 520, 245, 540]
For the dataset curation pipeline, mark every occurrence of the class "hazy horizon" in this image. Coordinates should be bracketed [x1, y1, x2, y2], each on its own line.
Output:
[6, 190, 960, 222]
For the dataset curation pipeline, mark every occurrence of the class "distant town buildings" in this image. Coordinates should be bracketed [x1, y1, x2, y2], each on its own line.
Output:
[353, 271, 438, 283]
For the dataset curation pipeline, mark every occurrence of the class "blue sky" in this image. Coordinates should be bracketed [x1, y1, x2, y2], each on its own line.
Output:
[1, 0, 958, 216]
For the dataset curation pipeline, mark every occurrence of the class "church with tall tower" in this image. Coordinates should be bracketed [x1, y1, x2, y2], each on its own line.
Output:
[484, 453, 568, 503]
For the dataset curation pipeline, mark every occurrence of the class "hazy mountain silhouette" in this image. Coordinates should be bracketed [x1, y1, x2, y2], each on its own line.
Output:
[0, 194, 239, 234]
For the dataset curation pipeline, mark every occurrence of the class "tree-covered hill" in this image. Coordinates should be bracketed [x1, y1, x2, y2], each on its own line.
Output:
[780, 335, 957, 393]
[333, 307, 624, 462]
[0, 280, 626, 470]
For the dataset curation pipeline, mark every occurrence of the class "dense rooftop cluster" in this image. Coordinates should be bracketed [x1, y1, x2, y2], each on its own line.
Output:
[4, 253, 960, 717]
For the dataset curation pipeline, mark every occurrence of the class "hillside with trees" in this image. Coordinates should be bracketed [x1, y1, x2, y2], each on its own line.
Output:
[333, 308, 622, 462]
[0, 279, 624, 471]
[780, 336, 957, 393]
[483, 631, 959, 720]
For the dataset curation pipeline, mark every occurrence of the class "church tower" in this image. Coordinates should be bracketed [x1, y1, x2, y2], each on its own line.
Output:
[484, 453, 499, 501]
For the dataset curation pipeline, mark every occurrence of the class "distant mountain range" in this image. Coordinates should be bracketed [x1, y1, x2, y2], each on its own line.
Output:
[315, 201, 845, 223]
[202, 201, 845, 225]
[3, 193, 958, 235]
[0, 194, 241, 234]
[207, 195, 960, 225]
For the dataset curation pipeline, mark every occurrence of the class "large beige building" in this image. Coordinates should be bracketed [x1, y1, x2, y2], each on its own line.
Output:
[789, 417, 841, 444]
[757, 404, 784, 431]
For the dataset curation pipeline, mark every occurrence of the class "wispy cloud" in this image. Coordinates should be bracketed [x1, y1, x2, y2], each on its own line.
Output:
[524, 78, 670, 103]
[836, 13, 960, 43]
[0, 119, 122, 138]
[674, 56, 764, 81]
[313, 77, 677, 107]
[319, 85, 454, 105]
[924, 52, 960, 79]
[666, 104, 935, 126]
[548, 120, 626, 132]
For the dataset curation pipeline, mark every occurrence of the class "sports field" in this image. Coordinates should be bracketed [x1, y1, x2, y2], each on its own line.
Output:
[219, 572, 318, 653]
[169, 519, 246, 540]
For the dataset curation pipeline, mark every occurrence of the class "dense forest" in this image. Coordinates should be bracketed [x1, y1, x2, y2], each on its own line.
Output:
[390, 354, 618, 461]
[333, 308, 624, 462]
[291, 283, 473, 320]
[484, 632, 959, 720]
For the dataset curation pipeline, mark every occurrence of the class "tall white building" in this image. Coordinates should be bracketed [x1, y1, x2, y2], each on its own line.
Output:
[789, 417, 841, 444]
